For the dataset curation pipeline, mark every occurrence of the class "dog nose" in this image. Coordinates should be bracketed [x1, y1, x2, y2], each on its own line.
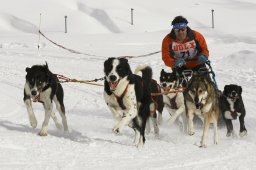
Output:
[31, 90, 37, 96]
[162, 83, 167, 87]
[195, 96, 199, 104]
[109, 75, 117, 82]
[231, 91, 236, 96]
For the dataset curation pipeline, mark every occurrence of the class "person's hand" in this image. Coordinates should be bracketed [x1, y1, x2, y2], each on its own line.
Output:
[198, 55, 208, 64]
[175, 58, 186, 68]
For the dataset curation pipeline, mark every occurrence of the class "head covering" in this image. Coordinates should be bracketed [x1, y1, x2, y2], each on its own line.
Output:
[173, 23, 187, 29]
[171, 16, 188, 29]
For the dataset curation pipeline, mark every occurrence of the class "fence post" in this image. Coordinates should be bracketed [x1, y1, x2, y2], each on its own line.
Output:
[131, 8, 134, 25]
[211, 9, 214, 29]
[64, 16, 67, 33]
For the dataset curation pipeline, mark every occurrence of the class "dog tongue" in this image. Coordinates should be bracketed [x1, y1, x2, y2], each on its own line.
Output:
[110, 81, 118, 90]
[31, 95, 40, 102]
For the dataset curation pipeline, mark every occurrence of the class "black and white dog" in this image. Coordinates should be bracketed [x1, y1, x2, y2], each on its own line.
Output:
[104, 57, 156, 147]
[220, 84, 247, 137]
[23, 62, 68, 136]
[160, 69, 187, 132]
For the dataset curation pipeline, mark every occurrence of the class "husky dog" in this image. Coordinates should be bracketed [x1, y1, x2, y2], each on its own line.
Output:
[23, 63, 68, 136]
[220, 84, 247, 137]
[104, 57, 156, 147]
[184, 73, 220, 147]
[159, 69, 187, 132]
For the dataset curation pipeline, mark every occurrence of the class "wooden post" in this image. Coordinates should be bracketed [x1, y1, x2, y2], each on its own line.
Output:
[64, 16, 67, 33]
[131, 8, 134, 25]
[211, 9, 214, 29]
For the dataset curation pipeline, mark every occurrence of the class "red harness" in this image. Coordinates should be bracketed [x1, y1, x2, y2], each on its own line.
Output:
[114, 84, 129, 110]
[31, 94, 44, 103]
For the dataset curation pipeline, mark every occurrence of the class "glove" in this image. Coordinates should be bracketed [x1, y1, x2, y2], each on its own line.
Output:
[198, 55, 208, 64]
[175, 58, 186, 68]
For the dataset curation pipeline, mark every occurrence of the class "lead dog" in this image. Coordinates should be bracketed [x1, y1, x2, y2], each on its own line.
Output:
[104, 57, 153, 147]
[220, 84, 247, 137]
[24, 63, 68, 136]
[184, 73, 220, 147]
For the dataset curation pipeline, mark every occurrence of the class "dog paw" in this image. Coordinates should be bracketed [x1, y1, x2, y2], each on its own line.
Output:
[29, 118, 37, 128]
[145, 122, 151, 134]
[239, 130, 247, 137]
[199, 144, 207, 148]
[157, 114, 163, 125]
[145, 129, 151, 135]
[135, 142, 144, 148]
[112, 127, 120, 134]
[55, 123, 63, 130]
[226, 132, 232, 137]
[188, 132, 195, 136]
[135, 137, 144, 148]
[38, 130, 47, 136]
[188, 129, 195, 136]
[200, 141, 207, 148]
[154, 127, 160, 137]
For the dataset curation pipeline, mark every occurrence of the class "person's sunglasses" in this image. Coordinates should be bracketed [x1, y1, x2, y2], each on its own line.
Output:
[174, 28, 186, 32]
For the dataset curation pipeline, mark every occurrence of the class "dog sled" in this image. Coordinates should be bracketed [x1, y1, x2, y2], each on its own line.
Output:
[174, 60, 218, 90]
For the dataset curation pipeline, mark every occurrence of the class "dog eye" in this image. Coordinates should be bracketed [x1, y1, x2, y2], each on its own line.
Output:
[198, 90, 203, 93]
[116, 67, 122, 71]
[30, 79, 34, 83]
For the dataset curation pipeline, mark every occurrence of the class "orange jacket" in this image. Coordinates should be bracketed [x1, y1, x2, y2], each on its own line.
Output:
[162, 27, 209, 69]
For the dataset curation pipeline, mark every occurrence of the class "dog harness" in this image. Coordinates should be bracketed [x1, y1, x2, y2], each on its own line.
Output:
[114, 84, 129, 110]
[225, 95, 240, 119]
[150, 80, 161, 115]
[169, 94, 178, 109]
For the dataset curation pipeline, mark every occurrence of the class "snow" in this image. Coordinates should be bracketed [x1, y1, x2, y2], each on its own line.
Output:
[0, 0, 256, 169]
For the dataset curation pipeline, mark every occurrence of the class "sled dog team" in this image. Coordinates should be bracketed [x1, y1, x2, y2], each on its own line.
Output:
[24, 59, 247, 148]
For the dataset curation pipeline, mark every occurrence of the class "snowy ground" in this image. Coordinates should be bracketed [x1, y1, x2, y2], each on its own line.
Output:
[1, 0, 256, 169]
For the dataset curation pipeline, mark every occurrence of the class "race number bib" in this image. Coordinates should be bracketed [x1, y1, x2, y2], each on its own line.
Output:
[172, 40, 198, 60]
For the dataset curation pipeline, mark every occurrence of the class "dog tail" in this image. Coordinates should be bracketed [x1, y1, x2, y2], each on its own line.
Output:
[135, 65, 152, 93]
[135, 65, 152, 84]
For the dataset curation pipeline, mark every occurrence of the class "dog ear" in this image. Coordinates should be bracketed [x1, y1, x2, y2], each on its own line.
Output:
[104, 57, 114, 67]
[160, 69, 165, 76]
[119, 57, 128, 63]
[45, 61, 49, 70]
[104, 58, 114, 74]
[25, 67, 30, 72]
[223, 85, 228, 96]
[238, 86, 242, 95]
